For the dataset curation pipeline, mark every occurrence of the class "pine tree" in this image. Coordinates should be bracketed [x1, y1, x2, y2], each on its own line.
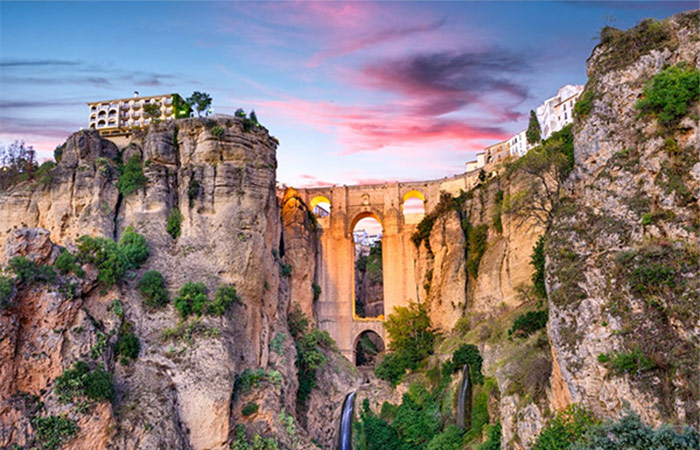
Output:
[526, 110, 542, 145]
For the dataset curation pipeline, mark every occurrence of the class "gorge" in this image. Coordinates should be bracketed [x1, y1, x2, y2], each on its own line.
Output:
[0, 9, 699, 450]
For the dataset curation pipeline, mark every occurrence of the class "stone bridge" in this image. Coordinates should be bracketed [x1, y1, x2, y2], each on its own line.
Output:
[297, 171, 480, 363]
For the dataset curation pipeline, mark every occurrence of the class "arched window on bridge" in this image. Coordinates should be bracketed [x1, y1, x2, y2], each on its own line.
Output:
[402, 190, 425, 224]
[310, 195, 331, 218]
[353, 215, 383, 319]
[355, 330, 384, 367]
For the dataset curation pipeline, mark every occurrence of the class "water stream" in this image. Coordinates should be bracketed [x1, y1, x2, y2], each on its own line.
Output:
[456, 364, 472, 431]
[338, 391, 356, 450]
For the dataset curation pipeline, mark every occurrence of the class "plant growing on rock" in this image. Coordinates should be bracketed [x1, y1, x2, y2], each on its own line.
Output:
[31, 415, 79, 450]
[138, 270, 169, 307]
[0, 275, 14, 310]
[115, 331, 140, 363]
[174, 282, 209, 319]
[241, 402, 259, 417]
[54, 249, 85, 278]
[117, 155, 147, 196]
[8, 255, 56, 284]
[532, 404, 596, 450]
[207, 284, 240, 316]
[166, 208, 183, 239]
[636, 63, 700, 126]
[54, 361, 114, 404]
[508, 310, 548, 338]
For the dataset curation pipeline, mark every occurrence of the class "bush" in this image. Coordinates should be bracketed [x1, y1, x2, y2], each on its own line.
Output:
[532, 404, 596, 450]
[117, 226, 149, 268]
[138, 270, 169, 308]
[467, 224, 489, 278]
[635, 63, 699, 126]
[453, 317, 470, 335]
[0, 275, 14, 310]
[8, 255, 57, 284]
[166, 208, 183, 239]
[187, 178, 200, 205]
[231, 424, 280, 450]
[54, 249, 85, 278]
[508, 310, 548, 338]
[427, 425, 463, 450]
[476, 422, 501, 450]
[174, 282, 208, 319]
[598, 347, 656, 375]
[35, 160, 56, 185]
[32, 415, 79, 450]
[312, 283, 321, 301]
[392, 384, 441, 446]
[208, 284, 240, 316]
[270, 332, 285, 355]
[570, 412, 699, 450]
[242, 402, 259, 416]
[211, 126, 224, 139]
[117, 155, 147, 196]
[531, 236, 547, 299]
[573, 90, 594, 119]
[451, 344, 484, 385]
[54, 361, 115, 404]
[279, 262, 292, 277]
[115, 332, 140, 362]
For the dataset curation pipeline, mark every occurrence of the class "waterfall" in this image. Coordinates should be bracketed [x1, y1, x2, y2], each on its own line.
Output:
[456, 364, 472, 431]
[338, 391, 356, 450]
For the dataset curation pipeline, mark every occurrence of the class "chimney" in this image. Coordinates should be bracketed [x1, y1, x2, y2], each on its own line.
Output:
[134, 91, 139, 98]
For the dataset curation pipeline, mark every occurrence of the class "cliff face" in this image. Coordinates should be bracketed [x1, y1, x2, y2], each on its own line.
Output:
[0, 118, 353, 450]
[547, 11, 700, 427]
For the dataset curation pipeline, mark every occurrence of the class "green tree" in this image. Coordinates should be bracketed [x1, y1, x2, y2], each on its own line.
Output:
[0, 140, 38, 191]
[187, 91, 212, 117]
[174, 282, 208, 319]
[143, 102, 162, 123]
[526, 110, 542, 145]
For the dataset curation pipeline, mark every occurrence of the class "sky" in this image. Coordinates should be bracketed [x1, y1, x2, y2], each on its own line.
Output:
[0, 1, 695, 187]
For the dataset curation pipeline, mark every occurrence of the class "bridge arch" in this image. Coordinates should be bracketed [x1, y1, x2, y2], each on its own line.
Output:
[310, 195, 331, 218]
[350, 210, 383, 232]
[353, 329, 385, 367]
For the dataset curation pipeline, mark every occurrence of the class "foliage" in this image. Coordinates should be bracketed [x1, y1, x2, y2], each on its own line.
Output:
[654, 137, 699, 205]
[598, 347, 656, 375]
[355, 398, 403, 450]
[166, 208, 183, 239]
[54, 361, 114, 404]
[464, 378, 497, 442]
[110, 299, 123, 318]
[118, 226, 149, 268]
[242, 402, 259, 416]
[138, 270, 169, 308]
[143, 102, 162, 122]
[312, 283, 321, 301]
[187, 178, 200, 206]
[187, 91, 213, 117]
[55, 249, 85, 278]
[526, 110, 542, 145]
[492, 190, 504, 233]
[532, 404, 597, 450]
[0, 140, 37, 191]
[376, 301, 435, 385]
[426, 426, 463, 450]
[174, 282, 208, 319]
[466, 224, 489, 278]
[279, 262, 292, 277]
[161, 318, 220, 345]
[117, 155, 147, 196]
[570, 412, 699, 450]
[450, 344, 484, 385]
[235, 368, 270, 396]
[411, 192, 463, 251]
[531, 236, 547, 299]
[35, 160, 56, 185]
[270, 332, 285, 355]
[208, 284, 240, 316]
[595, 18, 677, 76]
[453, 317, 470, 335]
[635, 64, 699, 126]
[76, 235, 127, 292]
[476, 422, 501, 450]
[172, 94, 192, 118]
[230, 424, 280, 450]
[508, 310, 548, 338]
[0, 275, 14, 310]
[8, 255, 57, 284]
[393, 383, 441, 446]
[573, 90, 594, 120]
[90, 331, 108, 359]
[211, 125, 224, 139]
[54, 144, 65, 164]
[287, 304, 309, 339]
[31, 415, 79, 450]
[115, 332, 140, 362]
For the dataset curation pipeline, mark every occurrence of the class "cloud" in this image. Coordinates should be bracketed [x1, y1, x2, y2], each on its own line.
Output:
[0, 116, 81, 140]
[0, 99, 84, 109]
[0, 58, 82, 68]
[296, 174, 336, 187]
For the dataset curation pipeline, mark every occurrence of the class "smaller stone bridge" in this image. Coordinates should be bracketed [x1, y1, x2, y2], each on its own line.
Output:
[297, 170, 480, 363]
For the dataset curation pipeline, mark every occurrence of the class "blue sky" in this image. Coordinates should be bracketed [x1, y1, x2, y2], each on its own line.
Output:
[0, 1, 695, 186]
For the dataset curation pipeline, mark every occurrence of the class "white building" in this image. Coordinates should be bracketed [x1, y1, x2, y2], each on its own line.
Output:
[507, 130, 531, 157]
[536, 84, 583, 139]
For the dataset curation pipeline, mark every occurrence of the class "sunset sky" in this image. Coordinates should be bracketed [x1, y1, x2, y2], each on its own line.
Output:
[0, 1, 694, 187]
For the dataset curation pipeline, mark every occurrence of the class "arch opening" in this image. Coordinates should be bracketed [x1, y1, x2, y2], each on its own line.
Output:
[354, 330, 384, 367]
[310, 195, 331, 218]
[353, 216, 383, 319]
[402, 190, 426, 219]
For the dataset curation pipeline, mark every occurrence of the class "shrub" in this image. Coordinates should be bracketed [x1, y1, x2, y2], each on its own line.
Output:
[476, 422, 501, 450]
[451, 344, 484, 385]
[187, 178, 200, 205]
[270, 332, 285, 355]
[242, 402, 259, 416]
[115, 332, 140, 362]
[453, 317, 470, 335]
[532, 404, 596, 450]
[235, 368, 268, 396]
[279, 262, 292, 277]
[312, 283, 321, 301]
[138, 270, 169, 308]
[117, 226, 149, 268]
[573, 90, 594, 119]
[598, 347, 656, 375]
[32, 415, 79, 450]
[508, 310, 548, 338]
[117, 155, 147, 196]
[54, 249, 85, 278]
[166, 208, 183, 239]
[208, 284, 240, 316]
[231, 424, 281, 450]
[531, 236, 547, 299]
[0, 275, 14, 310]
[635, 63, 700, 127]
[8, 255, 57, 284]
[54, 361, 114, 404]
[392, 383, 441, 446]
[110, 299, 124, 318]
[467, 224, 489, 278]
[174, 282, 208, 319]
[211, 126, 224, 139]
[35, 160, 56, 185]
[90, 331, 108, 359]
[427, 425, 463, 450]
[570, 412, 699, 450]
